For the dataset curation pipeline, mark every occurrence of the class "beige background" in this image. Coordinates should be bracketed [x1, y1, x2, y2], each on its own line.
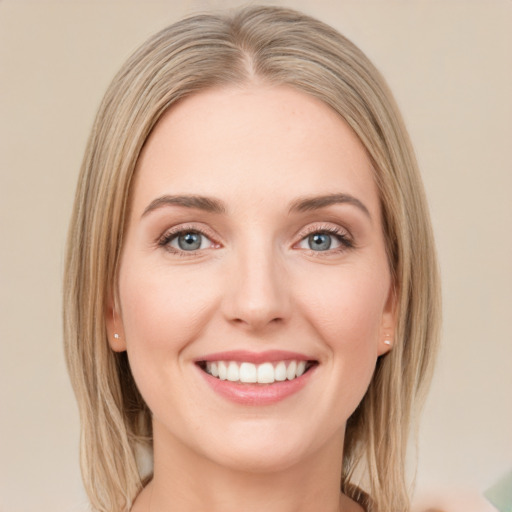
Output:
[1, 1, 511, 511]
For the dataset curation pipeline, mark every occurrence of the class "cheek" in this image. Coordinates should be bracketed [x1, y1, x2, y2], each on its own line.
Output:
[116, 261, 220, 401]
[119, 261, 216, 348]
[294, 263, 389, 405]
[297, 264, 389, 348]
[117, 266, 227, 436]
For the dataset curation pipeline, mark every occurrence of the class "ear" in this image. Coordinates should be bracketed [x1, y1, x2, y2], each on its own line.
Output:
[105, 291, 127, 352]
[377, 282, 398, 356]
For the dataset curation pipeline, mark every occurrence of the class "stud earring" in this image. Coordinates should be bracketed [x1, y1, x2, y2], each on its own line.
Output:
[384, 339, 391, 346]
[114, 333, 120, 339]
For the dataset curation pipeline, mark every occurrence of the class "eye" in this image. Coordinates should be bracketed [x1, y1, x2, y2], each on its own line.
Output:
[159, 228, 217, 253]
[296, 227, 353, 252]
[173, 231, 208, 251]
[305, 233, 334, 251]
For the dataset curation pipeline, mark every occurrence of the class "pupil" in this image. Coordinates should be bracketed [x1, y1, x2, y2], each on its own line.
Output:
[309, 233, 331, 251]
[178, 232, 201, 250]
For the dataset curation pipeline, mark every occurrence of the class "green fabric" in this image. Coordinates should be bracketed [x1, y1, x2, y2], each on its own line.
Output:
[485, 470, 512, 512]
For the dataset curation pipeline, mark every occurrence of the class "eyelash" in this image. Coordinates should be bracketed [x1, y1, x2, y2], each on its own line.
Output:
[157, 223, 354, 256]
[296, 224, 354, 254]
[157, 224, 220, 257]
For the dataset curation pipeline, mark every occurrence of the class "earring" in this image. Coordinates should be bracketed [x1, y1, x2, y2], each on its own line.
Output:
[114, 333, 120, 339]
[384, 339, 391, 346]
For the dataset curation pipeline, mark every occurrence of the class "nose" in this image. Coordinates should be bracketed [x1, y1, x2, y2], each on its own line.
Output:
[222, 244, 291, 332]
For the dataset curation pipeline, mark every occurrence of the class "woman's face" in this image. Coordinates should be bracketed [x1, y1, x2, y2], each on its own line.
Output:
[110, 85, 395, 472]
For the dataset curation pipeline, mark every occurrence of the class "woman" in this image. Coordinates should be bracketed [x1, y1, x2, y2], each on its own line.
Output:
[63, 6, 441, 512]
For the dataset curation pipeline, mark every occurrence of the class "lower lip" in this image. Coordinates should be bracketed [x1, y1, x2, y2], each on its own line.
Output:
[197, 365, 317, 405]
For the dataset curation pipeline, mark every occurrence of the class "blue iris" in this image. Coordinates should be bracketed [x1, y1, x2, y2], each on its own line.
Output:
[178, 232, 202, 250]
[308, 233, 331, 251]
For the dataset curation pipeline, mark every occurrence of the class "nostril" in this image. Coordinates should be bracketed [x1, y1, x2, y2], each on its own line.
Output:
[230, 315, 285, 329]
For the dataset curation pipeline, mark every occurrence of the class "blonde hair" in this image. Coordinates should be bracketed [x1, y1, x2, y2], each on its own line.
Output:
[64, 6, 441, 512]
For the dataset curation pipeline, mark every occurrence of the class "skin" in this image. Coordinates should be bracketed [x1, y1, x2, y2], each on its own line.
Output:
[106, 85, 395, 512]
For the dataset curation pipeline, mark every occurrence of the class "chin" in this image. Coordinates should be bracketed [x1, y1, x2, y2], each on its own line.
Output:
[209, 443, 308, 474]
[199, 420, 330, 474]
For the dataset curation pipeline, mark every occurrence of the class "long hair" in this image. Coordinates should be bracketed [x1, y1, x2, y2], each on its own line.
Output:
[63, 6, 441, 511]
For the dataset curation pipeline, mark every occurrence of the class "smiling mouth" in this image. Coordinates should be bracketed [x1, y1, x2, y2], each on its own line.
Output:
[196, 360, 318, 384]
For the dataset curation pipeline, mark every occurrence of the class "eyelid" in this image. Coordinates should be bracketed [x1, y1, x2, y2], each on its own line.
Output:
[295, 222, 352, 240]
[293, 222, 354, 252]
[156, 221, 354, 256]
[157, 223, 222, 253]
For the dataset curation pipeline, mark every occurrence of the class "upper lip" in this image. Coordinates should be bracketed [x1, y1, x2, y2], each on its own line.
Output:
[195, 350, 316, 364]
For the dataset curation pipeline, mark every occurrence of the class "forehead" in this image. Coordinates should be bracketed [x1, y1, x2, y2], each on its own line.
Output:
[132, 85, 380, 218]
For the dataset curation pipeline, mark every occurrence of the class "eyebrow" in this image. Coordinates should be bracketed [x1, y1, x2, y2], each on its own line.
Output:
[288, 193, 371, 219]
[141, 192, 371, 220]
[142, 194, 226, 217]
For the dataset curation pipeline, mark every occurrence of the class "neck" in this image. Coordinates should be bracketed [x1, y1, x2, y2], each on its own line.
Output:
[132, 421, 363, 512]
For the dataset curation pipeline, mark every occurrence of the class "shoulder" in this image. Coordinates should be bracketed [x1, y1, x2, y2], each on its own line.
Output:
[412, 489, 499, 512]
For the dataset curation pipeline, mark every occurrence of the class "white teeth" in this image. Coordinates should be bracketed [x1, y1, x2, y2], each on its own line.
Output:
[204, 359, 312, 383]
[239, 362, 257, 383]
[227, 361, 239, 382]
[257, 362, 275, 384]
[274, 361, 287, 381]
[286, 360, 297, 380]
[218, 361, 227, 380]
